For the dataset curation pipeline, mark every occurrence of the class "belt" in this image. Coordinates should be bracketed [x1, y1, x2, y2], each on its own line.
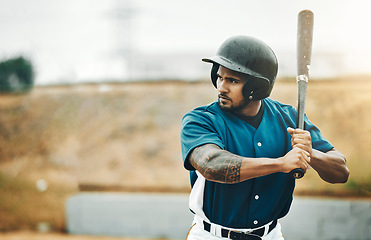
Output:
[203, 220, 277, 240]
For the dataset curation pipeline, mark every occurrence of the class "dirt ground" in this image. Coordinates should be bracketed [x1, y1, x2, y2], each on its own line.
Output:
[0, 231, 153, 240]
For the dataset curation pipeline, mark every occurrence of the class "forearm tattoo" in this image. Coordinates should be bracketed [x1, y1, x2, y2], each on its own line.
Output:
[189, 145, 242, 183]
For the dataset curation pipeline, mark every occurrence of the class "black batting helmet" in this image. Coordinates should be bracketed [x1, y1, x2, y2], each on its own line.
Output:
[202, 35, 278, 100]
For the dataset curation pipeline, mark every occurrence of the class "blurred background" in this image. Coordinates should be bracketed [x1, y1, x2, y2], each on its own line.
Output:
[0, 0, 370, 239]
[2, 0, 371, 84]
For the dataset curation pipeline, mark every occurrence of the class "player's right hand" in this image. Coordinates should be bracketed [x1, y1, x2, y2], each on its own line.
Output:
[280, 146, 311, 173]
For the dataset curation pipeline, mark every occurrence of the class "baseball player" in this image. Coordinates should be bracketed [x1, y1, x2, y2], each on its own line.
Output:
[180, 35, 349, 240]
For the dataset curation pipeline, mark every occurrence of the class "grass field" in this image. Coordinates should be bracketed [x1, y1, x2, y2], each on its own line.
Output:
[0, 76, 370, 232]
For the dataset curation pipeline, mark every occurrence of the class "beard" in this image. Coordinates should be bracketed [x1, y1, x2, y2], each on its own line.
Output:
[218, 95, 250, 113]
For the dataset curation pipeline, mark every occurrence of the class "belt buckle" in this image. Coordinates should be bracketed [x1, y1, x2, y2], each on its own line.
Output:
[228, 230, 262, 240]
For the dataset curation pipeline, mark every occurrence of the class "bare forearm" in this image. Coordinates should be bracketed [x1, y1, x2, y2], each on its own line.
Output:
[310, 149, 349, 183]
[189, 144, 281, 183]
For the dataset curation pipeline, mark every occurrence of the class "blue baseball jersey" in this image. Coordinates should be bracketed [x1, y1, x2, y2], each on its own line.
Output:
[180, 98, 333, 229]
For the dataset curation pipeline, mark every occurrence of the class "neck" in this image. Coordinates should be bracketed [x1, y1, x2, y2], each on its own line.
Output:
[235, 100, 262, 117]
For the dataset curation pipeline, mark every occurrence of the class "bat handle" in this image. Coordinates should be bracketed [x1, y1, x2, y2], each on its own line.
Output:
[290, 168, 305, 179]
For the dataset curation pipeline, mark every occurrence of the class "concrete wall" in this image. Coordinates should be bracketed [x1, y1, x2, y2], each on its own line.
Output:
[66, 193, 371, 240]
[280, 197, 371, 240]
[66, 193, 193, 239]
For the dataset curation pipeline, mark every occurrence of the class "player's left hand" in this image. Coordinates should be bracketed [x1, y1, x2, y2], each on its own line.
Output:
[287, 127, 312, 158]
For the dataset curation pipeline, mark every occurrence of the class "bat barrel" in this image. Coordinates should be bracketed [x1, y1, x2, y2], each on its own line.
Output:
[297, 10, 314, 78]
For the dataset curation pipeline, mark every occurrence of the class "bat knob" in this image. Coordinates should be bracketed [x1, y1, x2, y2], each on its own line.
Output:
[290, 168, 305, 179]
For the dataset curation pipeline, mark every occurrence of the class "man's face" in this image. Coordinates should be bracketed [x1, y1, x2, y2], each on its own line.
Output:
[216, 66, 249, 113]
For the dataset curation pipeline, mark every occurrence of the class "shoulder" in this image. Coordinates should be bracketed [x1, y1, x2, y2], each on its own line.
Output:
[262, 98, 297, 128]
[182, 101, 221, 123]
[264, 98, 296, 115]
[180, 101, 235, 137]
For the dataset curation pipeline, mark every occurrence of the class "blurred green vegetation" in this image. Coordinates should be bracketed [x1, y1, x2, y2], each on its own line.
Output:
[0, 56, 34, 93]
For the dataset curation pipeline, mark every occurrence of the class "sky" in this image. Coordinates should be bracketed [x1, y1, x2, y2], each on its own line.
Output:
[0, 0, 370, 84]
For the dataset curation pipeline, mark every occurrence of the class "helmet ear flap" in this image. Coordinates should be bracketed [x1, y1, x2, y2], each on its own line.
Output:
[243, 76, 271, 100]
[210, 63, 219, 88]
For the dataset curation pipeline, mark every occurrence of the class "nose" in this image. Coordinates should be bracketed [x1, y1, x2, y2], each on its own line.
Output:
[217, 79, 228, 93]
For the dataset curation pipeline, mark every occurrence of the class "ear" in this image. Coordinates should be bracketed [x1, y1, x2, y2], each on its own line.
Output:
[243, 76, 270, 100]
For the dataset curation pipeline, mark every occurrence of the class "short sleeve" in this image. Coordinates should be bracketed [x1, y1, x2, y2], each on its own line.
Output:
[180, 110, 225, 171]
[304, 114, 334, 152]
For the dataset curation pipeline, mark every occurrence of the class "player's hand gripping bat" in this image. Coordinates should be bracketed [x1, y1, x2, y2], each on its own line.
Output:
[289, 10, 314, 179]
